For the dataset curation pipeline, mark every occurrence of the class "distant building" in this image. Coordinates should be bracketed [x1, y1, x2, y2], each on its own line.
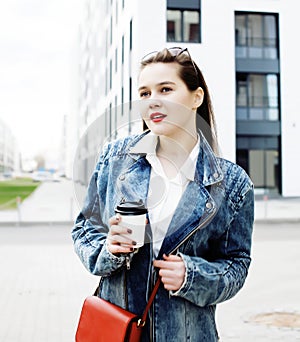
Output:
[0, 118, 19, 176]
[72, 0, 300, 197]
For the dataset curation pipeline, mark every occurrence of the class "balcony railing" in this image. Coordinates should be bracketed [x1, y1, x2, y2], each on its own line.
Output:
[235, 38, 278, 59]
[236, 95, 279, 120]
[236, 107, 279, 121]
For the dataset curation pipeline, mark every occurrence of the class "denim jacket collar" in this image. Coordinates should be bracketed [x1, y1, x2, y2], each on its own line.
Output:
[128, 130, 223, 187]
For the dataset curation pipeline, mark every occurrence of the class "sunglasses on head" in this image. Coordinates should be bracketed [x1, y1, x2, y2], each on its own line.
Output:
[141, 47, 199, 80]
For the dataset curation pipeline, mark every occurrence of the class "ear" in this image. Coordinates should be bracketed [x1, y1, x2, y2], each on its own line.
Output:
[193, 87, 204, 110]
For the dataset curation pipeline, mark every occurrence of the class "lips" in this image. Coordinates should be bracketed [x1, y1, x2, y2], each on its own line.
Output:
[149, 112, 167, 123]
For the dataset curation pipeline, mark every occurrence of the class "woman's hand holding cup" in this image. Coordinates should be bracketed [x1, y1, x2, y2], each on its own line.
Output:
[108, 200, 148, 255]
[107, 214, 137, 255]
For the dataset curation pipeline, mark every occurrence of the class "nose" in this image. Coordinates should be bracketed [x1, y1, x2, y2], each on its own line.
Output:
[148, 97, 162, 109]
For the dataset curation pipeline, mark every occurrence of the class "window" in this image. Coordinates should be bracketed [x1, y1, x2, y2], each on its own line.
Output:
[129, 20, 133, 50]
[110, 16, 113, 44]
[236, 73, 279, 120]
[121, 87, 124, 116]
[121, 35, 124, 64]
[235, 12, 278, 59]
[167, 0, 201, 43]
[109, 103, 112, 137]
[109, 59, 112, 90]
[114, 95, 118, 139]
[237, 149, 279, 191]
[129, 77, 132, 107]
[115, 48, 118, 72]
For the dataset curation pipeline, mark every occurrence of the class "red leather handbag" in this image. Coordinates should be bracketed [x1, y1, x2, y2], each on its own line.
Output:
[75, 278, 161, 342]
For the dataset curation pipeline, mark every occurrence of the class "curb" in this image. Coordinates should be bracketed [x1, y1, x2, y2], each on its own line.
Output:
[1, 219, 299, 227]
[0, 221, 74, 227]
[254, 218, 300, 224]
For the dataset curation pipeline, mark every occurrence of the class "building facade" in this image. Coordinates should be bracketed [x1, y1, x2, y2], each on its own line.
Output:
[73, 0, 300, 197]
[0, 118, 19, 176]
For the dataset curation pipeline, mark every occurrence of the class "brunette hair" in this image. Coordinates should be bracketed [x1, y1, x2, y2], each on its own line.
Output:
[140, 48, 218, 153]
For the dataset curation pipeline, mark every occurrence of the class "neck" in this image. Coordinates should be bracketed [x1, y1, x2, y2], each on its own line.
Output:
[157, 129, 198, 164]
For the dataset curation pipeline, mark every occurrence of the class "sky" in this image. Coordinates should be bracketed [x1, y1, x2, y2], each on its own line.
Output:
[0, 0, 84, 166]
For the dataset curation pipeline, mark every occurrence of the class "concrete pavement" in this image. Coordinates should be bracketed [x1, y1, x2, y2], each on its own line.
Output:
[0, 179, 300, 341]
[0, 224, 96, 342]
[0, 223, 299, 341]
[217, 222, 300, 341]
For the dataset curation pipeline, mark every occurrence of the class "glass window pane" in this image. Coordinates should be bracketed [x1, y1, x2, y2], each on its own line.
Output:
[167, 10, 181, 42]
[249, 108, 264, 120]
[249, 75, 264, 107]
[249, 46, 263, 58]
[183, 10, 199, 42]
[236, 108, 248, 120]
[264, 15, 276, 44]
[236, 82, 247, 106]
[249, 150, 264, 187]
[266, 74, 278, 106]
[248, 15, 263, 47]
[267, 108, 279, 121]
[235, 15, 247, 46]
[243, 149, 279, 191]
[264, 15, 277, 58]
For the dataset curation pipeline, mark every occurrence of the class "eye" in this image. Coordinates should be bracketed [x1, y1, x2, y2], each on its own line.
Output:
[161, 87, 172, 93]
[139, 91, 150, 98]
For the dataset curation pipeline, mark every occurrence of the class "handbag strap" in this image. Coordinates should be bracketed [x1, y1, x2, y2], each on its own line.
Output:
[137, 276, 161, 327]
[93, 275, 161, 327]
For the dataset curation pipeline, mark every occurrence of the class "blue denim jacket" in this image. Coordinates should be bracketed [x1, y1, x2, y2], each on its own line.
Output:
[72, 130, 254, 342]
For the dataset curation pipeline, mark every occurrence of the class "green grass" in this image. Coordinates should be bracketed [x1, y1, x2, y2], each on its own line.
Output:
[0, 178, 39, 210]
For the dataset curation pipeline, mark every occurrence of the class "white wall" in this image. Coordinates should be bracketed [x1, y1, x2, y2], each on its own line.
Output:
[75, 0, 300, 196]
[278, 1, 300, 196]
[133, 0, 168, 95]
[198, 1, 237, 162]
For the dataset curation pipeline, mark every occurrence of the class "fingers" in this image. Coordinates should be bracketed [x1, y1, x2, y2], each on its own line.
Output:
[153, 254, 182, 268]
[108, 213, 121, 226]
[107, 214, 137, 255]
[153, 254, 185, 291]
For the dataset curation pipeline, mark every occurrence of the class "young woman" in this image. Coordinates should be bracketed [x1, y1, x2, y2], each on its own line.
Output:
[72, 47, 254, 341]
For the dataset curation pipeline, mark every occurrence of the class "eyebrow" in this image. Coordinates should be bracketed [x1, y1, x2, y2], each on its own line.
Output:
[138, 81, 176, 92]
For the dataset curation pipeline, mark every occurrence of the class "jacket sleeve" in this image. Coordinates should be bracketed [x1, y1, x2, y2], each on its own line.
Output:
[71, 144, 127, 276]
[171, 184, 254, 307]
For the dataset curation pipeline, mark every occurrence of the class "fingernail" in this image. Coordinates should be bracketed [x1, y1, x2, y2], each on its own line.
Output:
[132, 241, 137, 246]
[130, 248, 134, 252]
[127, 228, 132, 234]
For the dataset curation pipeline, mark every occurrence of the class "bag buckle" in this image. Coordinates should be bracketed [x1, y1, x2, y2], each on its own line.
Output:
[137, 319, 146, 327]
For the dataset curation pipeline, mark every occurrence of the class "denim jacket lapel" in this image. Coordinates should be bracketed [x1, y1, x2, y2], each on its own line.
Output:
[156, 181, 215, 259]
[116, 156, 151, 205]
[156, 133, 224, 259]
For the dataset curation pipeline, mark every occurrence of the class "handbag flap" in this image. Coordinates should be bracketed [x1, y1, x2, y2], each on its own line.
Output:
[76, 296, 138, 342]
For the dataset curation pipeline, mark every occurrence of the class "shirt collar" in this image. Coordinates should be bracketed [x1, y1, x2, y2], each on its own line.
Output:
[130, 132, 200, 182]
[180, 136, 200, 181]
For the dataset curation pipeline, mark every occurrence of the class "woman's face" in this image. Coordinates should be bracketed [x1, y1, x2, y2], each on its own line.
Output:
[138, 62, 203, 138]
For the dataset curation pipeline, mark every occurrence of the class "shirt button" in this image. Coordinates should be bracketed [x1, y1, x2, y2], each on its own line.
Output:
[206, 202, 213, 209]
[119, 174, 125, 181]
[213, 172, 219, 179]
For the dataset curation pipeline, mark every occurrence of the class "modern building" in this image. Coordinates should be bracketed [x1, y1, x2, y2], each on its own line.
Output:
[0, 118, 19, 176]
[73, 0, 300, 197]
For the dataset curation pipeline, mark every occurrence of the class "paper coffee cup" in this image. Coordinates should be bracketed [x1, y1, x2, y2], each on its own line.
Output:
[115, 201, 148, 248]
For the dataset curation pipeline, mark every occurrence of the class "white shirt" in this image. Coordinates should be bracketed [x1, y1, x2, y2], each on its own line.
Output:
[131, 133, 200, 257]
